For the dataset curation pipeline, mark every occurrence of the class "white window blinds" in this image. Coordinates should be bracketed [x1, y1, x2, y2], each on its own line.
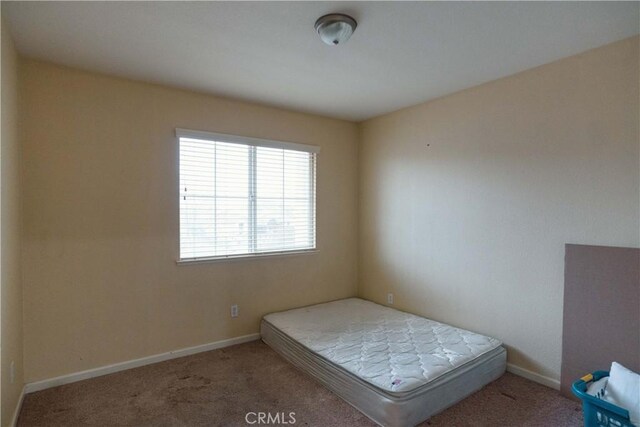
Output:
[178, 129, 318, 261]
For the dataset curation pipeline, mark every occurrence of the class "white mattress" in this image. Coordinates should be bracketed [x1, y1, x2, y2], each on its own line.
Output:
[261, 298, 506, 426]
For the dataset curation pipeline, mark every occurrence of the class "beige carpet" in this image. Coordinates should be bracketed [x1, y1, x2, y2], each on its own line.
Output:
[18, 340, 582, 426]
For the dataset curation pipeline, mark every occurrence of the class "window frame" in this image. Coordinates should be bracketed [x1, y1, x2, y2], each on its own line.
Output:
[176, 128, 319, 265]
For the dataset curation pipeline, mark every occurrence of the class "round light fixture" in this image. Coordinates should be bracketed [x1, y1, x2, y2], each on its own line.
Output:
[314, 13, 357, 46]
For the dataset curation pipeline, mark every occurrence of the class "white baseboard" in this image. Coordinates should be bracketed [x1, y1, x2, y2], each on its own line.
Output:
[25, 333, 261, 394]
[22, 334, 559, 397]
[10, 385, 26, 427]
[507, 363, 560, 390]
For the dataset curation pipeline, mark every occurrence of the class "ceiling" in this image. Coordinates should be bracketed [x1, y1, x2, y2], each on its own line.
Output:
[3, 1, 639, 122]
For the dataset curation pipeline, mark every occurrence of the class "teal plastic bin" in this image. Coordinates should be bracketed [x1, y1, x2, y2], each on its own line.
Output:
[572, 371, 636, 427]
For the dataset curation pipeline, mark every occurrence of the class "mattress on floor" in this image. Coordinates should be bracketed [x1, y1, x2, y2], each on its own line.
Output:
[261, 298, 506, 427]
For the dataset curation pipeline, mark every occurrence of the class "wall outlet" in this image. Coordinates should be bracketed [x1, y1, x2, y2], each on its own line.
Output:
[231, 304, 239, 318]
[387, 293, 394, 305]
[10, 361, 15, 384]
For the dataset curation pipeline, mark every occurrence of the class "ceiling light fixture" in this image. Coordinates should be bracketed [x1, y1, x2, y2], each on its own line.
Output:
[314, 13, 357, 46]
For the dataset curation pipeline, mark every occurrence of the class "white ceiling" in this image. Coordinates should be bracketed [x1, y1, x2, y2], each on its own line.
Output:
[3, 1, 639, 122]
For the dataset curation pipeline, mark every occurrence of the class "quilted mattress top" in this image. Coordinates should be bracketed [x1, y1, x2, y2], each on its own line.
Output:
[263, 298, 502, 393]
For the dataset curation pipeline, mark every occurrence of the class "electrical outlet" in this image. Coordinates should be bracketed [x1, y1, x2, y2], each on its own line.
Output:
[387, 293, 394, 305]
[10, 361, 15, 384]
[231, 304, 239, 318]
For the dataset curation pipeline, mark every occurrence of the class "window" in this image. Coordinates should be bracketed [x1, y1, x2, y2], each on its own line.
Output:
[177, 129, 318, 262]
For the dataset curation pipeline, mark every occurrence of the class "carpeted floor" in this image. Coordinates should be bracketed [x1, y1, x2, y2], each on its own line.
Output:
[18, 340, 582, 426]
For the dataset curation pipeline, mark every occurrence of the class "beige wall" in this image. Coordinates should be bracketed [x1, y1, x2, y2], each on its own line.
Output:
[359, 37, 639, 381]
[1, 16, 24, 426]
[14, 31, 640, 388]
[20, 60, 359, 383]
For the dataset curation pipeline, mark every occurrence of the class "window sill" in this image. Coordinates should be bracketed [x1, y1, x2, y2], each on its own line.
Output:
[176, 249, 318, 265]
